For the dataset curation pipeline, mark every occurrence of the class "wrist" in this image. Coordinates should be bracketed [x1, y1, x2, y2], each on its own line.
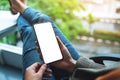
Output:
[67, 59, 77, 73]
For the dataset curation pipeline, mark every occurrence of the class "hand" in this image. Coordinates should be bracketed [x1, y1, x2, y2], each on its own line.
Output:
[50, 36, 77, 73]
[25, 62, 52, 80]
[35, 36, 77, 73]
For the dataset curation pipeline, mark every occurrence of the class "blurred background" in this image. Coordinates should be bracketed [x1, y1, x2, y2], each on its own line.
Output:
[0, 0, 120, 80]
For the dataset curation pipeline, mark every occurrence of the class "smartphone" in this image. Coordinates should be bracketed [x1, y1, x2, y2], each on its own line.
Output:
[33, 22, 63, 64]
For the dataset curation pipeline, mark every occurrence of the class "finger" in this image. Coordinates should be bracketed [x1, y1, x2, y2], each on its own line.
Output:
[43, 67, 52, 78]
[37, 64, 47, 77]
[35, 40, 39, 47]
[27, 62, 43, 73]
[46, 68, 52, 73]
[43, 73, 52, 78]
[56, 36, 66, 49]
[35, 40, 42, 54]
[36, 46, 41, 53]
[39, 54, 44, 61]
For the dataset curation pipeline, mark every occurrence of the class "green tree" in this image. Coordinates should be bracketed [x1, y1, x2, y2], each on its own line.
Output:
[28, 0, 85, 21]
[82, 13, 100, 35]
[28, 0, 86, 40]
[0, 0, 9, 10]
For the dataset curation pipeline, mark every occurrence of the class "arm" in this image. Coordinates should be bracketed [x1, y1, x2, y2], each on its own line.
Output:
[50, 37, 105, 72]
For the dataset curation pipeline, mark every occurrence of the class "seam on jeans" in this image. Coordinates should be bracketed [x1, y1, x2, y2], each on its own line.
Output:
[22, 47, 36, 58]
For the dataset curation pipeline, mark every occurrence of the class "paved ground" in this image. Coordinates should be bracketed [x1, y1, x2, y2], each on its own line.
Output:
[72, 40, 120, 57]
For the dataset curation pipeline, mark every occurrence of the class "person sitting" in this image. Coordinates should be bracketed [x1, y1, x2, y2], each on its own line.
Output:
[8, 0, 120, 80]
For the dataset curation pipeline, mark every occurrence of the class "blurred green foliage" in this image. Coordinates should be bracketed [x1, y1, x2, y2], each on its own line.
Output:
[0, 32, 17, 45]
[0, 0, 9, 10]
[27, 0, 85, 20]
[0, 0, 87, 43]
[0, 0, 17, 45]
[82, 13, 100, 24]
[93, 30, 120, 42]
[27, 0, 86, 40]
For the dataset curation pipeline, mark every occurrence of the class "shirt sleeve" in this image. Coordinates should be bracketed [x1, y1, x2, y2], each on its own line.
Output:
[75, 56, 105, 69]
[70, 56, 105, 80]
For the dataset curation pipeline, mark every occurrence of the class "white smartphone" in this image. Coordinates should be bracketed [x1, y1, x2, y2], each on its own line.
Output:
[33, 22, 63, 64]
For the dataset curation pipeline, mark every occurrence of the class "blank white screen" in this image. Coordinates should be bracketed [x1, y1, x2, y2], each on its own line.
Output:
[34, 22, 63, 63]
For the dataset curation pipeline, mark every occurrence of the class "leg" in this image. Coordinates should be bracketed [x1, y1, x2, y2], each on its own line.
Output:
[17, 15, 55, 80]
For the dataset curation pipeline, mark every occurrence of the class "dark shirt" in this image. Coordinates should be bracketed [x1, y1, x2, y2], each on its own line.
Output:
[71, 56, 106, 80]
[71, 57, 120, 80]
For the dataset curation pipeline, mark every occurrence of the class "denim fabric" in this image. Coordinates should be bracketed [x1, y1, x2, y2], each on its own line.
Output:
[17, 7, 80, 80]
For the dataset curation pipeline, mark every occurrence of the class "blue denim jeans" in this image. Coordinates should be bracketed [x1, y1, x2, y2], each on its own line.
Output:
[17, 7, 80, 80]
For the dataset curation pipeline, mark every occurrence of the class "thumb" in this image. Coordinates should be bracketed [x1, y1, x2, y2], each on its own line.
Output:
[37, 64, 47, 77]
[56, 36, 65, 49]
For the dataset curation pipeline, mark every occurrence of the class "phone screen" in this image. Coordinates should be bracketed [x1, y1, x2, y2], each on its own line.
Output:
[34, 22, 63, 64]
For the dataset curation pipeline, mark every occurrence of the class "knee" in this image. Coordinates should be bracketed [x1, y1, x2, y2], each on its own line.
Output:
[24, 27, 33, 35]
[22, 27, 35, 39]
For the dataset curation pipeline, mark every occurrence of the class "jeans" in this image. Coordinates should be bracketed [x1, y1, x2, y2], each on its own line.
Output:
[17, 7, 80, 80]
